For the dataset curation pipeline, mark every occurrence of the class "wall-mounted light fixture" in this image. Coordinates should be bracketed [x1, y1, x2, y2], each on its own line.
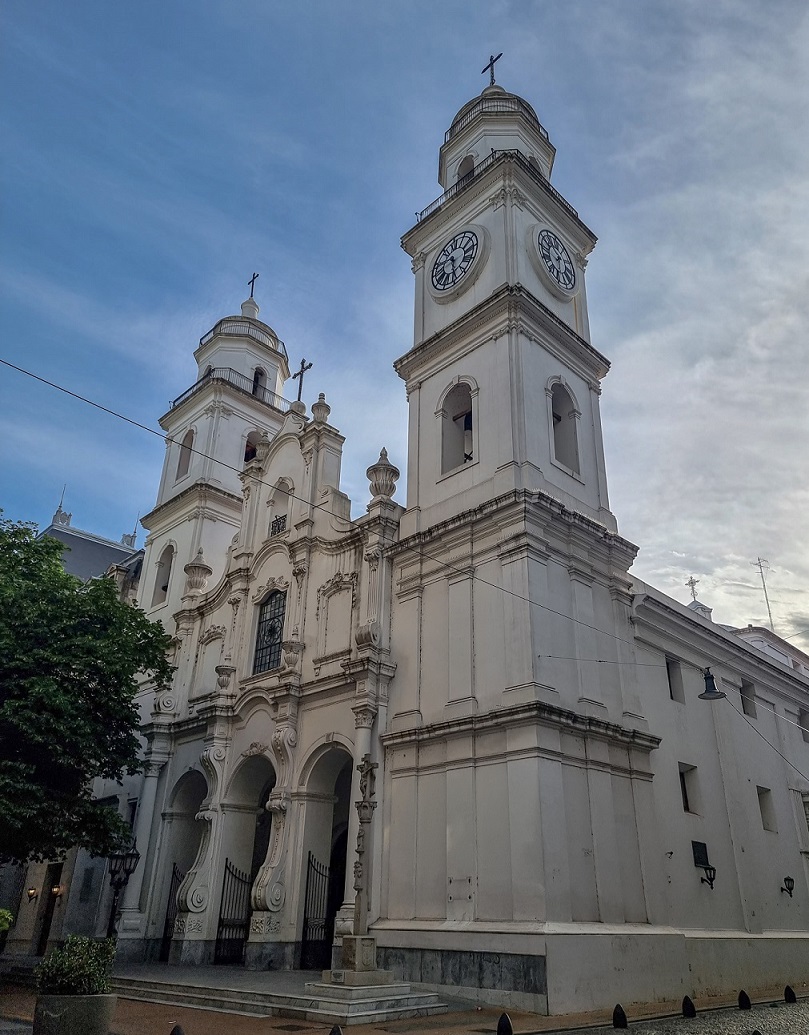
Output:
[701, 865, 717, 890]
[50, 885, 62, 898]
[698, 669, 727, 701]
[26, 887, 38, 902]
[781, 876, 795, 898]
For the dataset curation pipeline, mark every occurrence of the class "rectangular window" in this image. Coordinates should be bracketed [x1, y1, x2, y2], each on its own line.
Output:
[757, 785, 777, 832]
[740, 681, 757, 718]
[678, 763, 699, 814]
[799, 710, 809, 745]
[666, 658, 685, 703]
[253, 591, 286, 674]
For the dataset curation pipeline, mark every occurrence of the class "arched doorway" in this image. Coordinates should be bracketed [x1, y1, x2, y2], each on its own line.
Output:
[158, 770, 207, 962]
[214, 755, 276, 965]
[299, 748, 352, 969]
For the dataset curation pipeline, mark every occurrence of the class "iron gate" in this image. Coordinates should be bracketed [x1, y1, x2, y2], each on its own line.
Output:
[158, 864, 185, 962]
[300, 851, 332, 969]
[214, 858, 252, 965]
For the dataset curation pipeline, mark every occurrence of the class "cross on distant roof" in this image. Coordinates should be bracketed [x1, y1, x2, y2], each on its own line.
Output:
[686, 575, 700, 600]
[482, 52, 503, 87]
[248, 272, 259, 298]
[292, 358, 313, 402]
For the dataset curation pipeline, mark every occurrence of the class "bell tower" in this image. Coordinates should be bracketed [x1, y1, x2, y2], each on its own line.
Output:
[396, 80, 615, 537]
[139, 294, 292, 616]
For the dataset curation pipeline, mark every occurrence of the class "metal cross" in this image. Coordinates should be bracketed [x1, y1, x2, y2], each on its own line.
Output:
[292, 358, 312, 402]
[482, 52, 503, 87]
[248, 272, 259, 298]
[685, 575, 700, 601]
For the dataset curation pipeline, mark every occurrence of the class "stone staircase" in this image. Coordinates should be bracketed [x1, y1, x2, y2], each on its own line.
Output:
[111, 974, 447, 1024]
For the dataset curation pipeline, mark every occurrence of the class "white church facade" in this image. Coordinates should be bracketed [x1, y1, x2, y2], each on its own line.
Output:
[5, 80, 809, 1015]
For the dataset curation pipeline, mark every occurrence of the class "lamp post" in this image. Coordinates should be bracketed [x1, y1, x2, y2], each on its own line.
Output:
[106, 843, 140, 938]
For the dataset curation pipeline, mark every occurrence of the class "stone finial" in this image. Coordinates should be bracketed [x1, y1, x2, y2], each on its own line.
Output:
[255, 431, 271, 463]
[183, 548, 213, 596]
[366, 448, 399, 501]
[121, 532, 137, 548]
[241, 297, 260, 320]
[311, 392, 331, 424]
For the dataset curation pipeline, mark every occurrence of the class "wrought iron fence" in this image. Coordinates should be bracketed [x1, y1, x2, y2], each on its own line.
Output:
[170, 367, 292, 413]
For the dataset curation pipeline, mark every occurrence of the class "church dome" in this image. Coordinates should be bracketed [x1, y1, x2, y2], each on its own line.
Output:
[446, 84, 547, 143]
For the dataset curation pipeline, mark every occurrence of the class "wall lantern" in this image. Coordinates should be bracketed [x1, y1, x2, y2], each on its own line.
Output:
[781, 876, 795, 898]
[701, 865, 717, 890]
[698, 668, 727, 701]
[106, 841, 141, 938]
[50, 885, 62, 898]
[26, 887, 38, 902]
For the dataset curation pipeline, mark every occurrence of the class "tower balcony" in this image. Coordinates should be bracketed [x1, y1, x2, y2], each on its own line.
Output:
[169, 366, 292, 414]
[198, 318, 289, 362]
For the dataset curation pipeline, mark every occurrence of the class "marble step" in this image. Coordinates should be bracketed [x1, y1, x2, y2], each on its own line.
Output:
[111, 976, 447, 1024]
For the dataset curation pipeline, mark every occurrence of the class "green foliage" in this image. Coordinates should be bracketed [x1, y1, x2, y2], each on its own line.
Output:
[0, 908, 13, 932]
[0, 516, 174, 863]
[35, 935, 117, 995]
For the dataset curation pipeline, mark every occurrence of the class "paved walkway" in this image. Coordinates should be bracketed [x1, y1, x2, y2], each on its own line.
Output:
[2, 966, 807, 1035]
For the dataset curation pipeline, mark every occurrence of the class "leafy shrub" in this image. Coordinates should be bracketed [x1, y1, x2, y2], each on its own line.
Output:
[35, 935, 116, 995]
[0, 908, 13, 932]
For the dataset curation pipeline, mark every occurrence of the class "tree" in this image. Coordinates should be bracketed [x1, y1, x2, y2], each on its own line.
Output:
[0, 517, 174, 863]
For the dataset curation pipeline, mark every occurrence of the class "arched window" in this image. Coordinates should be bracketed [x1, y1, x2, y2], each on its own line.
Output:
[457, 155, 475, 184]
[175, 429, 194, 480]
[151, 544, 175, 607]
[550, 382, 580, 474]
[252, 368, 266, 398]
[269, 479, 292, 536]
[441, 382, 474, 473]
[244, 430, 261, 464]
[253, 590, 286, 673]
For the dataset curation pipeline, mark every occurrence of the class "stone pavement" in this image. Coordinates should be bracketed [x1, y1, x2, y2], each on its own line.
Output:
[2, 975, 807, 1035]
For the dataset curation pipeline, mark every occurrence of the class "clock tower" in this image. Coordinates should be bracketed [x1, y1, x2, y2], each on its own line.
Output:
[396, 82, 615, 537]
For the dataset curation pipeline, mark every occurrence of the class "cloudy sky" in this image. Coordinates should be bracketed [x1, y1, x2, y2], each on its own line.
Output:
[1, 1, 807, 647]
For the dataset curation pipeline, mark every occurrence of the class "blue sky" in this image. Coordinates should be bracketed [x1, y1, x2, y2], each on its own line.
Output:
[2, 1, 808, 646]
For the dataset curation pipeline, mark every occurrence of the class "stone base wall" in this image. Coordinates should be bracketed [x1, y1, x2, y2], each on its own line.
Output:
[244, 940, 299, 971]
[377, 946, 547, 1013]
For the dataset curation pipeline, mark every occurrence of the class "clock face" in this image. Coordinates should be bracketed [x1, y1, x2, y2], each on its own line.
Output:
[538, 229, 576, 292]
[431, 230, 479, 291]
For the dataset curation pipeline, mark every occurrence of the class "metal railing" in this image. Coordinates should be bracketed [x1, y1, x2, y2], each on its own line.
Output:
[170, 367, 292, 413]
[199, 318, 288, 362]
[445, 97, 549, 144]
[416, 149, 579, 224]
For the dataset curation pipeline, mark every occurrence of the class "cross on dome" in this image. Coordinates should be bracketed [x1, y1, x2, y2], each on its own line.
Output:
[481, 52, 503, 87]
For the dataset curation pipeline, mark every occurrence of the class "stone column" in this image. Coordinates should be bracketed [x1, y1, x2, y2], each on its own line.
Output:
[121, 760, 165, 912]
[333, 706, 375, 943]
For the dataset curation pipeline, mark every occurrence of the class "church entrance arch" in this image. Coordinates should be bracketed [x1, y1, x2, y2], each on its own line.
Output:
[297, 746, 352, 969]
[214, 754, 276, 965]
[158, 770, 207, 962]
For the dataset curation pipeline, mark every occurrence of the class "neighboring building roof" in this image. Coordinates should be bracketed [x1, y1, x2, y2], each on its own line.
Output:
[39, 505, 139, 581]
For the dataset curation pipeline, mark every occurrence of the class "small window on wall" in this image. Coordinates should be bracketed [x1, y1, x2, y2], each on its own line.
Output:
[666, 657, 685, 703]
[799, 710, 809, 744]
[252, 368, 267, 397]
[740, 680, 757, 718]
[269, 480, 292, 537]
[253, 591, 286, 674]
[550, 382, 580, 474]
[244, 430, 261, 464]
[441, 383, 474, 473]
[151, 545, 174, 607]
[757, 785, 777, 832]
[176, 430, 194, 480]
[678, 763, 699, 814]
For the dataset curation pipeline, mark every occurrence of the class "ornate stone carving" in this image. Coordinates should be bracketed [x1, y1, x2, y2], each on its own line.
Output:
[353, 705, 377, 730]
[186, 916, 203, 934]
[215, 664, 236, 693]
[199, 625, 227, 646]
[355, 621, 381, 648]
[252, 576, 290, 602]
[242, 741, 269, 758]
[281, 634, 305, 673]
[315, 571, 359, 618]
[183, 549, 213, 596]
[152, 690, 178, 716]
[366, 448, 399, 501]
[411, 251, 426, 273]
[255, 431, 271, 462]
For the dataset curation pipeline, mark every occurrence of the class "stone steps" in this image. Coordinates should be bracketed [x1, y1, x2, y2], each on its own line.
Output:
[111, 976, 447, 1024]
